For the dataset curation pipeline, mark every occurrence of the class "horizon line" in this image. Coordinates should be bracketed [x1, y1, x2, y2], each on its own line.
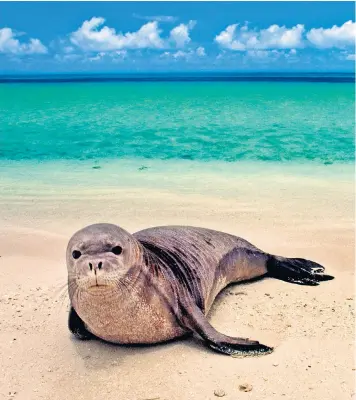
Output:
[0, 71, 354, 84]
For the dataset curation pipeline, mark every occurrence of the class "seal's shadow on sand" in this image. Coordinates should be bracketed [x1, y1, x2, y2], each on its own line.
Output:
[71, 277, 266, 370]
[71, 332, 203, 371]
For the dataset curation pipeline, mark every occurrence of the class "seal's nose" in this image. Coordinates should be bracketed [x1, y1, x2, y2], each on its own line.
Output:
[88, 261, 103, 272]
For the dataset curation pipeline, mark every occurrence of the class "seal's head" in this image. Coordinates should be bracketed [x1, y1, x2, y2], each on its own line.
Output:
[66, 223, 142, 298]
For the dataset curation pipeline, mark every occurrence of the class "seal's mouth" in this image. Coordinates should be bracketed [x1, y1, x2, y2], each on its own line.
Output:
[88, 283, 108, 289]
[86, 285, 111, 294]
[74, 271, 125, 291]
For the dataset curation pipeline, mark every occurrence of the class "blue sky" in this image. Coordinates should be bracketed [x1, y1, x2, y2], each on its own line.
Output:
[0, 1, 355, 73]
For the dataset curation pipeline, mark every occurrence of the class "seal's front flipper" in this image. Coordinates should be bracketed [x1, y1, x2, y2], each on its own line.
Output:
[68, 307, 93, 340]
[267, 256, 334, 286]
[209, 341, 273, 357]
[180, 301, 273, 357]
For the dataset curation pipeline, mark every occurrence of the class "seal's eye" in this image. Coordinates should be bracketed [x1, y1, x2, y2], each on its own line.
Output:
[72, 250, 81, 259]
[111, 246, 123, 255]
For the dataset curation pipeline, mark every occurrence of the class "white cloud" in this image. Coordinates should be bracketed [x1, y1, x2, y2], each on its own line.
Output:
[0, 27, 47, 55]
[54, 48, 128, 63]
[63, 46, 75, 54]
[307, 20, 356, 48]
[246, 49, 285, 60]
[70, 17, 164, 51]
[215, 23, 305, 50]
[215, 25, 242, 50]
[160, 50, 189, 59]
[196, 46, 206, 57]
[70, 17, 197, 53]
[25, 39, 47, 54]
[88, 52, 106, 62]
[172, 50, 189, 59]
[89, 50, 128, 63]
[133, 14, 178, 23]
[244, 48, 298, 63]
[114, 50, 127, 58]
[161, 46, 205, 60]
[346, 53, 355, 61]
[284, 49, 299, 62]
[169, 20, 196, 48]
[246, 50, 271, 58]
[54, 53, 82, 62]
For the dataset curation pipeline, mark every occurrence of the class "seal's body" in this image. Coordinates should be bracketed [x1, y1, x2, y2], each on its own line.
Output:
[67, 224, 333, 356]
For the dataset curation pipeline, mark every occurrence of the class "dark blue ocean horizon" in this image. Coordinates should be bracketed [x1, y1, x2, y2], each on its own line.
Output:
[0, 71, 354, 84]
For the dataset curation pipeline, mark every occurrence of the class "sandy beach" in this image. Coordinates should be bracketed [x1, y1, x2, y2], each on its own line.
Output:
[0, 160, 354, 400]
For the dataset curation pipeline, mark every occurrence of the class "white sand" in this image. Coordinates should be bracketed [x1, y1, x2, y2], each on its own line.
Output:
[0, 161, 354, 400]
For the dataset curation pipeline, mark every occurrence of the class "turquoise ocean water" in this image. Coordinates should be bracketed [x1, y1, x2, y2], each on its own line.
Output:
[0, 81, 354, 164]
[0, 79, 354, 196]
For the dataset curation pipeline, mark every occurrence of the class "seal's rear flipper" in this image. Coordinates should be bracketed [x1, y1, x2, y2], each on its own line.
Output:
[267, 256, 334, 286]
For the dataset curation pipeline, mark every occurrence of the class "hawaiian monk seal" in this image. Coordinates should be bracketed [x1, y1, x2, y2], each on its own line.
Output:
[66, 224, 333, 356]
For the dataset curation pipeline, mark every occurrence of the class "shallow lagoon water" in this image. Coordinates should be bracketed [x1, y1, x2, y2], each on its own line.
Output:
[0, 81, 354, 164]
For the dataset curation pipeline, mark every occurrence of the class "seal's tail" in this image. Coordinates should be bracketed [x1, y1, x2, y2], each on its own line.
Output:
[266, 255, 334, 286]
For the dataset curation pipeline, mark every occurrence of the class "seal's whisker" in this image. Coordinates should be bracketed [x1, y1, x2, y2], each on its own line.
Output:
[57, 293, 70, 310]
[49, 282, 72, 310]
[51, 281, 68, 298]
